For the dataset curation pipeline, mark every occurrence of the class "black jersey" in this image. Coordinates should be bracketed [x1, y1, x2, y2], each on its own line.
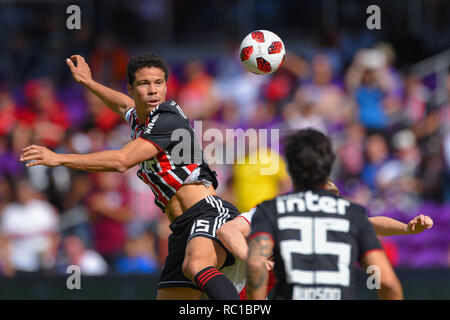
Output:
[125, 100, 218, 212]
[249, 189, 382, 300]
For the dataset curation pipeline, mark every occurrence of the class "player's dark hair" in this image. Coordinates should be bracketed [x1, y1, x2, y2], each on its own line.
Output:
[283, 128, 335, 191]
[127, 53, 169, 84]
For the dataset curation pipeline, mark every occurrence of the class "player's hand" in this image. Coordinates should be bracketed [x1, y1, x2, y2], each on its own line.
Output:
[406, 214, 433, 234]
[19, 145, 61, 168]
[66, 55, 93, 85]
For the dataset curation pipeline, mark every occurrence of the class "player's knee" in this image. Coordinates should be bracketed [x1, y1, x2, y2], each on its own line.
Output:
[183, 248, 216, 280]
[182, 255, 204, 280]
[181, 258, 192, 280]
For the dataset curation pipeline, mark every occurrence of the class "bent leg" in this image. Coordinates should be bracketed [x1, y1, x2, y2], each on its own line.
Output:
[182, 237, 227, 279]
[182, 236, 239, 300]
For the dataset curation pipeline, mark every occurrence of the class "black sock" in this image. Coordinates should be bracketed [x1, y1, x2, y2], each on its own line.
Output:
[194, 266, 240, 300]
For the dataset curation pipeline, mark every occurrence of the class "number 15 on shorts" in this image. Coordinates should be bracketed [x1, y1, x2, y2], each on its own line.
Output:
[190, 219, 210, 235]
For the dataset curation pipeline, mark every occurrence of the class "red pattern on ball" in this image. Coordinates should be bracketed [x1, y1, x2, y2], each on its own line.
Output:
[251, 31, 265, 43]
[268, 41, 283, 54]
[240, 46, 253, 61]
[256, 57, 272, 73]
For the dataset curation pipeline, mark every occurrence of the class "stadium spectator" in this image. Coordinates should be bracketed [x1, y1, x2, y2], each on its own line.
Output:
[376, 129, 422, 210]
[87, 172, 131, 265]
[83, 90, 122, 133]
[57, 234, 108, 276]
[232, 147, 291, 213]
[360, 132, 391, 192]
[281, 90, 328, 134]
[115, 223, 160, 275]
[0, 176, 15, 276]
[293, 53, 352, 130]
[124, 166, 161, 224]
[403, 73, 430, 125]
[59, 172, 93, 249]
[89, 33, 130, 85]
[0, 179, 60, 276]
[0, 84, 19, 137]
[19, 78, 71, 149]
[177, 59, 220, 120]
[345, 49, 401, 130]
[0, 136, 24, 180]
[337, 122, 366, 180]
[439, 74, 450, 202]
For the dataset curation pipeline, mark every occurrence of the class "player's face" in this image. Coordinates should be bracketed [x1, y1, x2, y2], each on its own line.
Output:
[129, 66, 167, 111]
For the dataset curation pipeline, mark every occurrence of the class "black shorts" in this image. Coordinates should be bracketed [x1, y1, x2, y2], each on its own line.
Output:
[158, 195, 240, 290]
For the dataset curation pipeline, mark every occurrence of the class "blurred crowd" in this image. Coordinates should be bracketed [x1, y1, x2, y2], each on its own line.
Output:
[1, 1, 450, 277]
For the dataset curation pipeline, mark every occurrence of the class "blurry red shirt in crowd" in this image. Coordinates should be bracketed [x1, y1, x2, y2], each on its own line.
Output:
[90, 35, 130, 84]
[18, 79, 71, 148]
[84, 90, 122, 132]
[87, 172, 132, 263]
[0, 88, 19, 137]
[381, 239, 399, 267]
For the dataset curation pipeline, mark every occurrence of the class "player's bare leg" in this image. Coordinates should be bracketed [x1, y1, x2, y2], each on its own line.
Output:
[182, 236, 240, 299]
[183, 237, 226, 277]
[157, 287, 203, 300]
[156, 235, 217, 300]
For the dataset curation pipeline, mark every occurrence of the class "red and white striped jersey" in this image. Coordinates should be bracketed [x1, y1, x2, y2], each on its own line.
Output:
[125, 100, 218, 212]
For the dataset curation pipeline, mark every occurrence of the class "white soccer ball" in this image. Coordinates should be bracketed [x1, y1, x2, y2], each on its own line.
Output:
[239, 30, 286, 75]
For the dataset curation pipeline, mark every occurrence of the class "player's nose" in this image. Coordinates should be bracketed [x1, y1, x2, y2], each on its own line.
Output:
[147, 84, 158, 95]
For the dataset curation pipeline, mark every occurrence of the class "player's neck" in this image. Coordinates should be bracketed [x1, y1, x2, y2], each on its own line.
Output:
[136, 106, 155, 123]
[137, 113, 148, 124]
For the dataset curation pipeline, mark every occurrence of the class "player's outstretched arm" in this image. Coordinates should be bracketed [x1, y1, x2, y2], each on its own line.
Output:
[246, 233, 273, 300]
[361, 249, 403, 300]
[66, 55, 135, 120]
[369, 215, 433, 236]
[20, 138, 158, 173]
[217, 217, 251, 262]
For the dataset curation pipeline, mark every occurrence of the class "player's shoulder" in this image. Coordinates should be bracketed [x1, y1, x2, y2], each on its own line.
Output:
[338, 196, 370, 221]
[255, 198, 278, 214]
[315, 189, 366, 212]
[150, 100, 188, 119]
[124, 106, 137, 125]
[347, 201, 367, 212]
[143, 100, 189, 132]
[258, 198, 276, 209]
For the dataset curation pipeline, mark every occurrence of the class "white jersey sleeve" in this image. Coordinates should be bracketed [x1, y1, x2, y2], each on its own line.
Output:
[220, 257, 247, 294]
[222, 206, 257, 294]
[124, 107, 135, 126]
[238, 206, 257, 225]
